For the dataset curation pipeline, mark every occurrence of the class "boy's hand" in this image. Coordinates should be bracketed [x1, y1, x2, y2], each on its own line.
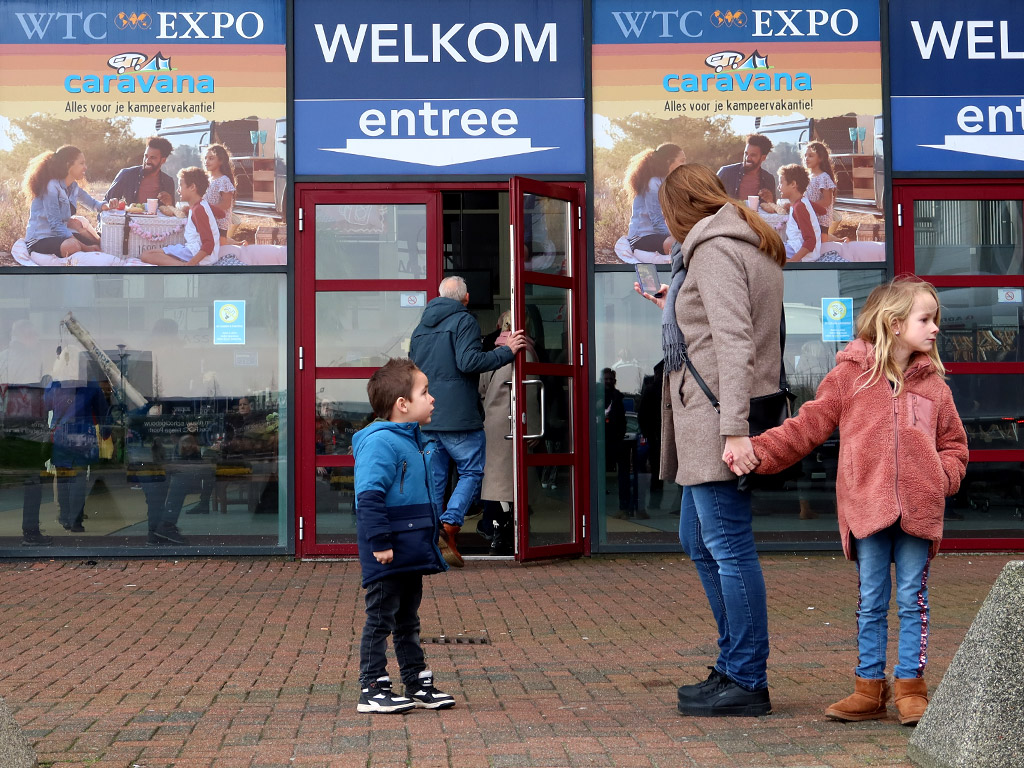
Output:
[373, 549, 394, 564]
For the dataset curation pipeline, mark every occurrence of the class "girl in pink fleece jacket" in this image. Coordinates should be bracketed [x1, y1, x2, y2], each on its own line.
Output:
[732, 278, 968, 726]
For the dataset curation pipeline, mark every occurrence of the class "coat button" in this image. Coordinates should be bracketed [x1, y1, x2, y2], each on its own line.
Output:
[408, 523, 414, 528]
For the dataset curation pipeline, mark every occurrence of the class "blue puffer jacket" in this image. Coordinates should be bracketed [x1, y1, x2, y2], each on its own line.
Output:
[409, 297, 515, 432]
[353, 420, 447, 586]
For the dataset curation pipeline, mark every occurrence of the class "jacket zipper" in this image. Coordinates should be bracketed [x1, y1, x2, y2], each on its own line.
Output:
[893, 396, 903, 519]
[911, 394, 918, 426]
[400, 461, 407, 493]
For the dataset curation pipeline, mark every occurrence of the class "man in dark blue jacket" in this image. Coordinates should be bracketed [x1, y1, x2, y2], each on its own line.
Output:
[409, 276, 525, 567]
[716, 133, 777, 204]
[104, 136, 176, 206]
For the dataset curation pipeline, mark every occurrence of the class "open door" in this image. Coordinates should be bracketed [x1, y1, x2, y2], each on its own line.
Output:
[509, 177, 588, 561]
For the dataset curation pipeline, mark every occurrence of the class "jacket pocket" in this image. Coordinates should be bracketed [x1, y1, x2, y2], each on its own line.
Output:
[388, 515, 437, 571]
[909, 394, 936, 438]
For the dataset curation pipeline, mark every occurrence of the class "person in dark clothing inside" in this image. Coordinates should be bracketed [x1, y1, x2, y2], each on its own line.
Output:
[104, 136, 176, 206]
[603, 368, 634, 517]
[409, 276, 526, 567]
[716, 133, 777, 205]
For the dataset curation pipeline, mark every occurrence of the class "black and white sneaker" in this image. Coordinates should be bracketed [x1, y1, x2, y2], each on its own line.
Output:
[405, 671, 456, 710]
[357, 677, 416, 714]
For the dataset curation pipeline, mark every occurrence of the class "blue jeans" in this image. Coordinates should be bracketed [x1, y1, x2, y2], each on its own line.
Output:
[854, 524, 931, 679]
[427, 429, 486, 527]
[679, 481, 770, 691]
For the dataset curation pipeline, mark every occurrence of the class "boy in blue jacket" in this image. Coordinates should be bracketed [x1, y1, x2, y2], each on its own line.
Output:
[353, 358, 455, 714]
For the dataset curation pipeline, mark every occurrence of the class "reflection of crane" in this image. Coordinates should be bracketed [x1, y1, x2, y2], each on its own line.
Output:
[61, 312, 148, 409]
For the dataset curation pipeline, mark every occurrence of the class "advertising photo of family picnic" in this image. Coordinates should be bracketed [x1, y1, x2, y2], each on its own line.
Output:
[592, 0, 887, 266]
[0, 0, 287, 268]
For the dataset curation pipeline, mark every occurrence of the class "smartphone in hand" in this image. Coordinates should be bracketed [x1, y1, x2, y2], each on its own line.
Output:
[634, 263, 664, 298]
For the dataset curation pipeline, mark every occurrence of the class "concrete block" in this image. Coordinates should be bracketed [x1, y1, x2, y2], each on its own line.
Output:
[908, 560, 1024, 768]
[0, 696, 36, 768]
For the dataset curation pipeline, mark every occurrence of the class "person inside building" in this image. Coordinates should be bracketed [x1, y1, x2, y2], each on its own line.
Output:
[603, 368, 635, 519]
[104, 136, 176, 206]
[23, 145, 108, 258]
[716, 133, 777, 206]
[634, 163, 784, 717]
[409, 276, 526, 567]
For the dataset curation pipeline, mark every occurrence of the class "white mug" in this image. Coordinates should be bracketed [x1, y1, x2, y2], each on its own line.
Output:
[146, 198, 158, 214]
[746, 195, 760, 211]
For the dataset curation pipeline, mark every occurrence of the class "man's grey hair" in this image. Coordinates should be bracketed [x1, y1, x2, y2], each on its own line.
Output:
[438, 276, 468, 302]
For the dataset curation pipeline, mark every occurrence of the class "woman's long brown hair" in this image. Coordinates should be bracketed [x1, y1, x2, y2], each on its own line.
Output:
[659, 164, 786, 266]
[23, 145, 82, 199]
[623, 143, 683, 197]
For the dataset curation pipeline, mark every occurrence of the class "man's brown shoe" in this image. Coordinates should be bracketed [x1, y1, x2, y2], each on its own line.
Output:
[824, 676, 889, 722]
[893, 677, 928, 726]
[439, 522, 464, 567]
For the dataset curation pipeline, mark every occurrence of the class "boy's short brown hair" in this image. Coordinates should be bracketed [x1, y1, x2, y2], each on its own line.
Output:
[177, 166, 210, 196]
[778, 163, 810, 194]
[367, 358, 419, 419]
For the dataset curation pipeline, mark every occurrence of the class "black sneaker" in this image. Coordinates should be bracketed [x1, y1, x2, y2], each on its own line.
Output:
[357, 677, 415, 714]
[153, 527, 188, 545]
[21, 532, 54, 547]
[405, 671, 455, 710]
[676, 675, 772, 717]
[677, 667, 726, 702]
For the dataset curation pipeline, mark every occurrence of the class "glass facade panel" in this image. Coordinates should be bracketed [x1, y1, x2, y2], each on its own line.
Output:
[945, 462, 1023, 536]
[315, 204, 427, 280]
[523, 194, 569, 276]
[315, 379, 372, 456]
[948, 374, 1024, 451]
[528, 466, 574, 547]
[592, 268, 885, 549]
[913, 200, 1023, 276]
[0, 274, 288, 552]
[937, 287, 1023, 363]
[315, 292, 422, 367]
[525, 283, 569, 364]
[315, 467, 356, 545]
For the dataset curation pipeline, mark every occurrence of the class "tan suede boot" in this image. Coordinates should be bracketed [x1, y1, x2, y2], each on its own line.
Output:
[824, 676, 889, 721]
[893, 678, 928, 726]
[439, 523, 464, 568]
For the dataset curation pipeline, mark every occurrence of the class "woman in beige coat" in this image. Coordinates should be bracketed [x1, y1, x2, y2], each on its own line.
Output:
[635, 164, 786, 717]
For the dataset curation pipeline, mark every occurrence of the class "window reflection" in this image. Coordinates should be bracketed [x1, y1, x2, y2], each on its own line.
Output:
[0, 274, 287, 551]
[913, 199, 1023, 276]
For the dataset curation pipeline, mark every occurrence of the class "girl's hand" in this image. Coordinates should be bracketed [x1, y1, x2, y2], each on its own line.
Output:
[724, 436, 759, 476]
[634, 281, 669, 310]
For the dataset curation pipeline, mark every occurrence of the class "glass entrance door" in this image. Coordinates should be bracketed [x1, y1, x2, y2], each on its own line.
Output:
[893, 180, 1024, 547]
[509, 178, 588, 561]
[295, 188, 438, 556]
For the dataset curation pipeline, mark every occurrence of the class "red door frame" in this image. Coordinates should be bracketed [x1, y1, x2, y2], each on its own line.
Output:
[893, 179, 1024, 551]
[294, 181, 591, 559]
[510, 177, 589, 560]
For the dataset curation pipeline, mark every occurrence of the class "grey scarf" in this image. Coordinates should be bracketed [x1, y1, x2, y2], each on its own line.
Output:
[661, 241, 688, 373]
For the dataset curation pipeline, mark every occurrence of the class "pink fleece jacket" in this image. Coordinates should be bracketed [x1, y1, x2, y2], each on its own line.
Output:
[751, 339, 968, 559]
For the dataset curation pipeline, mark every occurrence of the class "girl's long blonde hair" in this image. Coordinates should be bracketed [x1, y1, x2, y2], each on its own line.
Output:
[659, 163, 786, 266]
[855, 277, 944, 396]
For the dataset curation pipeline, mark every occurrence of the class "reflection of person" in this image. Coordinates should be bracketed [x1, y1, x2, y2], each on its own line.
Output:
[739, 279, 968, 726]
[634, 163, 784, 717]
[478, 312, 538, 556]
[353, 359, 454, 714]
[777, 164, 821, 262]
[203, 143, 237, 239]
[803, 141, 837, 236]
[624, 143, 686, 256]
[104, 136, 175, 206]
[716, 133, 777, 204]
[602, 368, 634, 517]
[23, 145, 108, 258]
[637, 360, 665, 509]
[409, 276, 526, 568]
[140, 168, 220, 266]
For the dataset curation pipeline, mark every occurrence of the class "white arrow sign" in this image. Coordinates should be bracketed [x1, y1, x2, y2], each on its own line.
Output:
[921, 135, 1024, 163]
[321, 138, 556, 166]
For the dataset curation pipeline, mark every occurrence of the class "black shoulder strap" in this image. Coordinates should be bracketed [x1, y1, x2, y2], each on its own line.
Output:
[681, 306, 789, 415]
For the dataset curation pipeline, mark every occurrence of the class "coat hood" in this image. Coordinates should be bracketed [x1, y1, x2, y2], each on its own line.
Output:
[418, 296, 467, 328]
[836, 338, 935, 378]
[679, 203, 763, 270]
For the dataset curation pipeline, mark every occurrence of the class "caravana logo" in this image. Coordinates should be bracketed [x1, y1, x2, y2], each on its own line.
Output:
[65, 52, 214, 94]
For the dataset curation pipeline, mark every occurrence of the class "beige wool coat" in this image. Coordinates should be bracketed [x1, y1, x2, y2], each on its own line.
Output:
[478, 348, 539, 502]
[660, 203, 785, 487]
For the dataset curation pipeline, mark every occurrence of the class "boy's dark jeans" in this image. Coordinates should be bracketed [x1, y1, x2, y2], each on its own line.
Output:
[359, 572, 426, 688]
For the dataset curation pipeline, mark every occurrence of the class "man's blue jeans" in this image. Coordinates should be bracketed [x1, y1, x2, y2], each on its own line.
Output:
[853, 524, 931, 680]
[679, 481, 770, 691]
[427, 429, 486, 527]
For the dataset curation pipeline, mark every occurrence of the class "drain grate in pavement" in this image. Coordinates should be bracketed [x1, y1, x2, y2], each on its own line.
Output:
[422, 636, 490, 645]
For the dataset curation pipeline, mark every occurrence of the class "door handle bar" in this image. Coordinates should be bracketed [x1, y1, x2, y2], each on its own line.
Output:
[504, 379, 546, 440]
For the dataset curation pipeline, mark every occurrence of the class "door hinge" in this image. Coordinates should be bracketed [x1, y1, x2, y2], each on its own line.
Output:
[582, 514, 586, 540]
[896, 203, 902, 227]
[298, 346, 304, 370]
[576, 206, 583, 231]
[298, 517, 304, 541]
[578, 342, 583, 366]
[298, 207, 304, 232]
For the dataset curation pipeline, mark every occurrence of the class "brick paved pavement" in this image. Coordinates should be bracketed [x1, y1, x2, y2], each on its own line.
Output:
[0, 553, 1013, 768]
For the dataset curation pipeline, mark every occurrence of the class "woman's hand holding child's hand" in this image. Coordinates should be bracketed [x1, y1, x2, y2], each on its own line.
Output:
[723, 436, 759, 476]
[634, 281, 670, 310]
[373, 549, 394, 564]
